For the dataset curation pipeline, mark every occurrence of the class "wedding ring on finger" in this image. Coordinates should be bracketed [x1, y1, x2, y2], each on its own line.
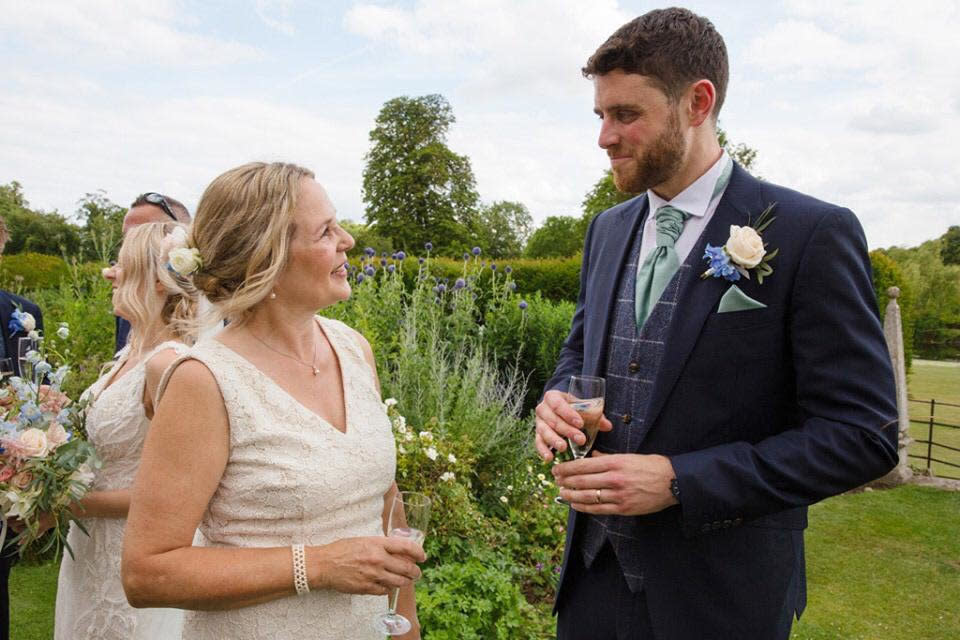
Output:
[595, 488, 603, 504]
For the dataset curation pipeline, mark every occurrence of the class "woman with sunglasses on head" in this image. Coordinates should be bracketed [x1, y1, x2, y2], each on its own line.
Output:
[121, 162, 424, 639]
[51, 221, 199, 639]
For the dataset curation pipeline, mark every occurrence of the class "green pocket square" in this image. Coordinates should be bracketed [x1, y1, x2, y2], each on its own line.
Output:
[717, 284, 767, 313]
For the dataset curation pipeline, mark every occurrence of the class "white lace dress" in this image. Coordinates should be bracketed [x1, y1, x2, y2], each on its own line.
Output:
[167, 317, 396, 640]
[55, 341, 189, 640]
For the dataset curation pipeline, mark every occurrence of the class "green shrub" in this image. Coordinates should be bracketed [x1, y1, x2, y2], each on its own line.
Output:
[417, 550, 551, 640]
[0, 253, 70, 291]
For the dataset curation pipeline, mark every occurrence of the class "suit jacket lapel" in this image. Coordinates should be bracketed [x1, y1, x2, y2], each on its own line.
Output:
[585, 196, 649, 377]
[0, 293, 15, 361]
[642, 164, 765, 432]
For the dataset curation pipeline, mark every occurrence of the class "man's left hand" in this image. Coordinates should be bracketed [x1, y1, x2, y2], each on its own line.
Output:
[552, 453, 678, 516]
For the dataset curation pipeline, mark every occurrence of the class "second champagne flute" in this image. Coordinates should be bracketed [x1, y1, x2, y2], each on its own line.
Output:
[373, 491, 430, 636]
[566, 375, 605, 459]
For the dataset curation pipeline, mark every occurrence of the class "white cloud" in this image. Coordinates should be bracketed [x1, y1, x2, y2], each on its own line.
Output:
[255, 0, 297, 36]
[345, 0, 630, 99]
[0, 77, 370, 220]
[1, 0, 263, 65]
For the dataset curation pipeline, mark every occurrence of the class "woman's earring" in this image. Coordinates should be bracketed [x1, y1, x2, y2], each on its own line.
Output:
[269, 291, 277, 299]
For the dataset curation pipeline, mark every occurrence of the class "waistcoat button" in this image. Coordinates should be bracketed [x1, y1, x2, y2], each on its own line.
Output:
[628, 361, 640, 373]
[622, 413, 632, 424]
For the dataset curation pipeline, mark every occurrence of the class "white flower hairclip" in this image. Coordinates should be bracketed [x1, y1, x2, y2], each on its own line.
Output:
[161, 227, 202, 277]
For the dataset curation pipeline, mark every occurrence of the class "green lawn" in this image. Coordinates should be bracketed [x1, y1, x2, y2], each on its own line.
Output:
[790, 485, 960, 640]
[12, 486, 958, 640]
[907, 360, 960, 479]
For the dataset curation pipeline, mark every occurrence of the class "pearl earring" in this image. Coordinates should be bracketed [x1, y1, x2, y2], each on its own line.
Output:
[269, 291, 277, 299]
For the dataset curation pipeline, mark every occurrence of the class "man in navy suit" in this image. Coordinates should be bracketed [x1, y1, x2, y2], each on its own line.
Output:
[114, 192, 191, 353]
[0, 215, 44, 640]
[535, 8, 898, 639]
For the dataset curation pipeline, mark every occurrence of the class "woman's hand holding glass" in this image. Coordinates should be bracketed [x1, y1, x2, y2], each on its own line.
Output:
[308, 535, 424, 596]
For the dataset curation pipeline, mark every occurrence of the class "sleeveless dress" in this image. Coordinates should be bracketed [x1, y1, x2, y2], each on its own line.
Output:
[55, 341, 189, 640]
[164, 317, 396, 640]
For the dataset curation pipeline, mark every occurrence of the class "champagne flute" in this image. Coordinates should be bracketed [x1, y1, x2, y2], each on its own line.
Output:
[17, 337, 39, 383]
[555, 375, 606, 505]
[373, 491, 430, 636]
[566, 376, 605, 459]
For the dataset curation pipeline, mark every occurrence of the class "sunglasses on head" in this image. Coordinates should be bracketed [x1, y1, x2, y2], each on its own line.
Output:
[142, 192, 178, 222]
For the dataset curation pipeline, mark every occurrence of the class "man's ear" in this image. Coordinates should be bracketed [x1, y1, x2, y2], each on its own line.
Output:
[685, 79, 716, 127]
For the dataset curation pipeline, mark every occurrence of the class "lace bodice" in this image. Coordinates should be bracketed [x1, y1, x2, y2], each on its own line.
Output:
[56, 341, 189, 640]
[172, 317, 396, 640]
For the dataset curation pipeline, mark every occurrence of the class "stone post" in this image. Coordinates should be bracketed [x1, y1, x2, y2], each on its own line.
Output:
[879, 286, 913, 485]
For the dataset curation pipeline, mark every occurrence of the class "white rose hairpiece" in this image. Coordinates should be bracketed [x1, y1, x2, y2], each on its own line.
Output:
[162, 226, 203, 277]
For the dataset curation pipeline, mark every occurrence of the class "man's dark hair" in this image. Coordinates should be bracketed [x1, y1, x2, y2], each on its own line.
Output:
[130, 193, 192, 223]
[583, 7, 728, 117]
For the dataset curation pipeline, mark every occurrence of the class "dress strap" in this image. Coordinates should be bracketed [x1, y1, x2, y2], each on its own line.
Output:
[143, 340, 190, 400]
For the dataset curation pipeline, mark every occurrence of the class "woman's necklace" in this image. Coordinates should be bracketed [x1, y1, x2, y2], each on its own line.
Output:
[248, 328, 320, 376]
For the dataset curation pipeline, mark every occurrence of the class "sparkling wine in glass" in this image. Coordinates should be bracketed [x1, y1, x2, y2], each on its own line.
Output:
[373, 491, 430, 636]
[17, 337, 39, 383]
[566, 375, 605, 459]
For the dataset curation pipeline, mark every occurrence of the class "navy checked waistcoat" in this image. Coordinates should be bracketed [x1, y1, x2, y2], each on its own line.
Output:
[578, 222, 700, 593]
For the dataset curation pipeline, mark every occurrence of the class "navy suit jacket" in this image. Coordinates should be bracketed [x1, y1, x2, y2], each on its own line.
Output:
[546, 164, 898, 637]
[0, 291, 44, 377]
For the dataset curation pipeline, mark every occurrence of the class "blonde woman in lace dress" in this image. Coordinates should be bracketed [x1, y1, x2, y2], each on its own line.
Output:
[122, 162, 424, 640]
[50, 222, 199, 639]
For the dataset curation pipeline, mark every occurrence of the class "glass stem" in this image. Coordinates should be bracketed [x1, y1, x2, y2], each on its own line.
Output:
[388, 586, 401, 614]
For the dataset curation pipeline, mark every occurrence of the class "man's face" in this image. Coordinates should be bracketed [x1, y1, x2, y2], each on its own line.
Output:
[122, 204, 171, 235]
[593, 70, 686, 195]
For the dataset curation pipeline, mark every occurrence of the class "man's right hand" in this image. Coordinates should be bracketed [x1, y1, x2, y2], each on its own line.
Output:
[535, 389, 613, 462]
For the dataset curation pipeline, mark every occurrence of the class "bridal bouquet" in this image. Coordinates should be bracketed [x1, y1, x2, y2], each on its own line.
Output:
[0, 325, 99, 558]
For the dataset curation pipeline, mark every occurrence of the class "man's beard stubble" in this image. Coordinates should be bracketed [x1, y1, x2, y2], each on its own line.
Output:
[611, 110, 685, 195]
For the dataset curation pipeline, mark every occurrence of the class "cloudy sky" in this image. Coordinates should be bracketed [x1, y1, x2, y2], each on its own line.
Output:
[1, 0, 958, 249]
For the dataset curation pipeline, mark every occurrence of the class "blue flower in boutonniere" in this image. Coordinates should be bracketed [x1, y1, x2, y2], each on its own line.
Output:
[701, 203, 779, 285]
[8, 308, 36, 335]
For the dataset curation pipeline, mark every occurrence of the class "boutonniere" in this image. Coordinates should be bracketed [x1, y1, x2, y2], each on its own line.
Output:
[701, 203, 779, 285]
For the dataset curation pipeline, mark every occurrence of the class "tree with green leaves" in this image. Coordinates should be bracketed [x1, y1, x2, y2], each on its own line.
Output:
[941, 225, 960, 266]
[0, 181, 83, 257]
[75, 190, 125, 262]
[362, 94, 480, 254]
[473, 200, 533, 258]
[524, 216, 585, 259]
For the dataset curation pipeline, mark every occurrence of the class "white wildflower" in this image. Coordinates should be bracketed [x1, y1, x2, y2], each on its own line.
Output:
[499, 496, 508, 504]
[537, 473, 546, 482]
[56, 326, 70, 340]
[425, 447, 438, 461]
[384, 398, 398, 409]
[447, 453, 456, 464]
[506, 485, 513, 491]
[419, 431, 433, 443]
[440, 471, 455, 482]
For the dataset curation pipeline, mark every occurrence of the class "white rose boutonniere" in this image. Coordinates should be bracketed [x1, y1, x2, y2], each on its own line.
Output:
[702, 203, 779, 284]
[168, 247, 203, 277]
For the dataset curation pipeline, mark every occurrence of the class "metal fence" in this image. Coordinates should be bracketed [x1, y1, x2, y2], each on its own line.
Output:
[907, 397, 960, 480]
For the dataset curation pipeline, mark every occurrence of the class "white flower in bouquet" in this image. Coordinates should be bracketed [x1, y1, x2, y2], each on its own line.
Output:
[18, 312, 36, 333]
[18, 428, 49, 457]
[27, 330, 39, 340]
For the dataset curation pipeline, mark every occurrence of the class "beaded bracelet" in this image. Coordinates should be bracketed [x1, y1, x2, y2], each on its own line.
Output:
[292, 544, 310, 595]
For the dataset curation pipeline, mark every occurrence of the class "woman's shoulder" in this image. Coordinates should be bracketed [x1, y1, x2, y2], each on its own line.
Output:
[318, 316, 372, 361]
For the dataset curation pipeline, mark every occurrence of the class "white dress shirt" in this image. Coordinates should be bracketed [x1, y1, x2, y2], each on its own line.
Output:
[638, 152, 732, 267]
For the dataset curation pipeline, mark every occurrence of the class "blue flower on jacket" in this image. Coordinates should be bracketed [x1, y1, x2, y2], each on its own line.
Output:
[702, 244, 740, 282]
[8, 308, 28, 334]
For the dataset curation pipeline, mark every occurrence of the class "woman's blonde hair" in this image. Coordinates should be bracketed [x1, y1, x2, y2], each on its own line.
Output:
[114, 222, 199, 355]
[190, 161, 315, 326]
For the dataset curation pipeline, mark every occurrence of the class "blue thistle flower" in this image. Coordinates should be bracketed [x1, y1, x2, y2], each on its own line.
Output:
[463, 253, 470, 260]
[490, 263, 497, 271]
[396, 251, 406, 261]
[504, 266, 512, 274]
[387, 264, 396, 273]
[437, 284, 446, 293]
[454, 278, 466, 290]
[508, 281, 517, 291]
[356, 273, 365, 283]
[380, 258, 387, 266]
[364, 247, 375, 257]
[472, 247, 481, 256]
[418, 257, 425, 264]
[364, 266, 375, 277]
[424, 242, 433, 251]
[518, 300, 528, 310]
